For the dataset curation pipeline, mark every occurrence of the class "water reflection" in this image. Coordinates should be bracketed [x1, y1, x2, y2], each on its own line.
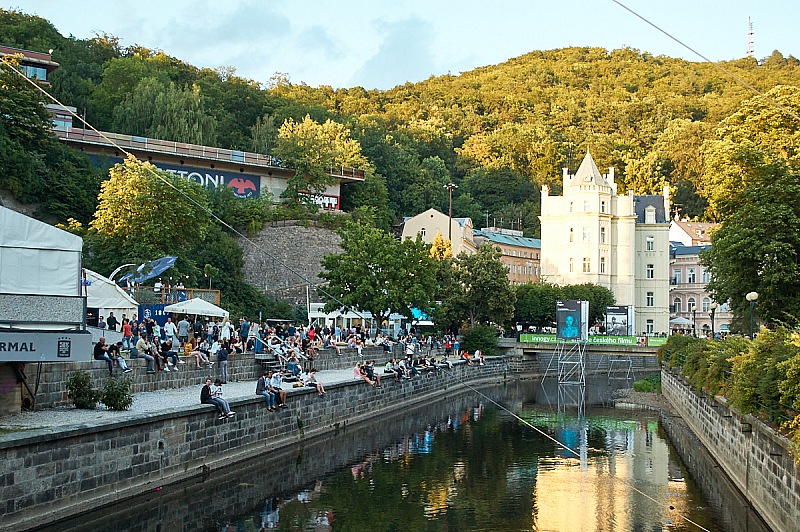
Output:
[46, 380, 725, 531]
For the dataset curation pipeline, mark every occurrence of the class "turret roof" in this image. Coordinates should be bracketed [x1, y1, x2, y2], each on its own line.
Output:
[573, 150, 609, 186]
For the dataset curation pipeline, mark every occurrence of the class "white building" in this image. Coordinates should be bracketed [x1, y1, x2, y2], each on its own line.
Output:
[539, 151, 670, 335]
[400, 208, 477, 255]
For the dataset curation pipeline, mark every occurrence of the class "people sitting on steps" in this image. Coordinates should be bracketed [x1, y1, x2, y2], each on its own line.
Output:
[201, 378, 234, 420]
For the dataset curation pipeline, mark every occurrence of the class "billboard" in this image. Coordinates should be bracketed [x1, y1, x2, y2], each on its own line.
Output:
[556, 300, 588, 341]
[606, 305, 633, 336]
[89, 155, 262, 199]
[0, 330, 92, 362]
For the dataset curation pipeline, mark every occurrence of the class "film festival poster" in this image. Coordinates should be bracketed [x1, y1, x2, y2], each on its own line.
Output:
[606, 305, 629, 336]
[556, 300, 582, 340]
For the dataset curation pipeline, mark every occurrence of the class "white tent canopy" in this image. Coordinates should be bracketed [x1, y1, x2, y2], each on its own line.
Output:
[84, 269, 138, 319]
[669, 316, 694, 326]
[0, 205, 82, 296]
[164, 298, 229, 318]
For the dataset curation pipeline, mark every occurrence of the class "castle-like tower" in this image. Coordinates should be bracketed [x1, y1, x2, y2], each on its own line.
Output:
[540, 151, 670, 335]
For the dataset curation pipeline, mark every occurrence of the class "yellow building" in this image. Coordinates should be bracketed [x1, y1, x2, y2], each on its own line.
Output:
[474, 228, 541, 285]
[401, 208, 477, 255]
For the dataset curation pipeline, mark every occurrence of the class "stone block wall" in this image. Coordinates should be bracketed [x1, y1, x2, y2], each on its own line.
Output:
[0, 358, 509, 530]
[662, 368, 800, 532]
[239, 222, 341, 305]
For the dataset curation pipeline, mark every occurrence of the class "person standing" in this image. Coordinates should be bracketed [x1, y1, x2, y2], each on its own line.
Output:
[240, 318, 250, 347]
[177, 316, 191, 347]
[164, 317, 178, 346]
[121, 318, 133, 349]
[217, 341, 230, 384]
[106, 312, 119, 332]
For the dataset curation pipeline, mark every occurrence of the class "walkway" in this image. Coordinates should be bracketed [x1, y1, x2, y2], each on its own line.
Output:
[0, 368, 360, 431]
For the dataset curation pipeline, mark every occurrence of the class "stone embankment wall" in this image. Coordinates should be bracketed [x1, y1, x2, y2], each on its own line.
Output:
[25, 346, 388, 410]
[239, 221, 341, 305]
[662, 368, 799, 532]
[0, 358, 509, 531]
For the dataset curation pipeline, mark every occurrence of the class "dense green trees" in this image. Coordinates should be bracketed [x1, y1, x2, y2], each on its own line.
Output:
[702, 86, 800, 327]
[320, 219, 437, 332]
[514, 282, 616, 330]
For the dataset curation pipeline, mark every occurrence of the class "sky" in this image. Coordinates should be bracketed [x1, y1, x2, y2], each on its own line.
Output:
[6, 0, 800, 90]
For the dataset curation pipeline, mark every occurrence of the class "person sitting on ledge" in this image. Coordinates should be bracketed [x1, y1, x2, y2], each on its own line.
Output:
[108, 341, 132, 373]
[474, 349, 485, 366]
[186, 337, 212, 368]
[384, 359, 400, 381]
[136, 333, 159, 374]
[201, 378, 233, 420]
[93, 337, 116, 375]
[462, 351, 473, 366]
[354, 362, 375, 386]
[286, 355, 302, 378]
[304, 368, 326, 396]
[256, 371, 277, 411]
[364, 360, 382, 387]
[270, 370, 287, 408]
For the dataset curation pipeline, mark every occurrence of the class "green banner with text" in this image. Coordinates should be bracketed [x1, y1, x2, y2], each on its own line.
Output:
[520, 334, 666, 347]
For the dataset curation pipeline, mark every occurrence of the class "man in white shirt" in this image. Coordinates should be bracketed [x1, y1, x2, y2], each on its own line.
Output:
[269, 370, 287, 407]
[163, 317, 178, 346]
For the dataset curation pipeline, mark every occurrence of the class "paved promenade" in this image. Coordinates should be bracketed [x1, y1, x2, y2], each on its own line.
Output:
[0, 368, 360, 430]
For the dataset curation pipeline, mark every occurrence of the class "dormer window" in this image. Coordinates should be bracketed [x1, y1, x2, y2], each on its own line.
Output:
[645, 206, 656, 224]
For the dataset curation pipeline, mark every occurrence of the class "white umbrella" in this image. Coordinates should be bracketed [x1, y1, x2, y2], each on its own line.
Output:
[164, 297, 229, 318]
[669, 316, 694, 325]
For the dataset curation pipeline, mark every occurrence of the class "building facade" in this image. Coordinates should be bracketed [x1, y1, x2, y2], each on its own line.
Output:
[540, 151, 670, 335]
[401, 208, 477, 255]
[473, 228, 541, 285]
[669, 242, 732, 336]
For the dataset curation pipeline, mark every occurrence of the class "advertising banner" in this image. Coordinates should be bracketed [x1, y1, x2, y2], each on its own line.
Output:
[0, 330, 92, 362]
[556, 300, 587, 341]
[606, 305, 630, 336]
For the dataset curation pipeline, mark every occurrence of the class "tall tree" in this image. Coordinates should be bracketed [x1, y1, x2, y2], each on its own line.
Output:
[320, 221, 436, 333]
[274, 115, 371, 205]
[438, 246, 516, 328]
[514, 282, 561, 329]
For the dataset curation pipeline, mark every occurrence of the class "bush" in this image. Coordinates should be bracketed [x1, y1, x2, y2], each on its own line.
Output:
[66, 370, 99, 409]
[633, 374, 661, 393]
[100, 375, 134, 411]
[460, 324, 499, 356]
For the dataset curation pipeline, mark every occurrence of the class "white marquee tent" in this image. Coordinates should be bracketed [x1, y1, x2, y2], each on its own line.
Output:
[84, 269, 138, 320]
[164, 298, 229, 318]
[0, 205, 82, 296]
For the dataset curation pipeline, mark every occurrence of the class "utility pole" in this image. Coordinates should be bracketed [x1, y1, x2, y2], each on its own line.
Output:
[444, 183, 458, 242]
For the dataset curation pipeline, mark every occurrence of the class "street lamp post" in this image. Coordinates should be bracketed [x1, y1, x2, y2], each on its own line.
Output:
[690, 304, 697, 337]
[444, 183, 458, 242]
[709, 302, 718, 339]
[746, 291, 759, 339]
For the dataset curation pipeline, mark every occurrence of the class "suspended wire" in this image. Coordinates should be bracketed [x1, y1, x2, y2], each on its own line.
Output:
[446, 368, 711, 532]
[0, 56, 364, 319]
[611, 0, 800, 123]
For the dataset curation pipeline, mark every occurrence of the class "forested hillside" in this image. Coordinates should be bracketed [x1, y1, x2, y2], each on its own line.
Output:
[2, 8, 800, 234]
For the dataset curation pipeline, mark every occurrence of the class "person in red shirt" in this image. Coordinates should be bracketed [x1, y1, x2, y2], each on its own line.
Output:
[121, 318, 133, 349]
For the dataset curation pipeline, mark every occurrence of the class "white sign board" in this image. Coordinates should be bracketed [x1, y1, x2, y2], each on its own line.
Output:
[0, 331, 92, 362]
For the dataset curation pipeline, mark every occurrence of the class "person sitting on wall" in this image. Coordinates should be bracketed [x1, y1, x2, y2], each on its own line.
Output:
[93, 337, 115, 374]
[304, 368, 326, 396]
[363, 360, 382, 387]
[269, 369, 287, 408]
[384, 359, 400, 381]
[286, 355, 302, 378]
[201, 378, 233, 420]
[354, 362, 375, 386]
[108, 341, 132, 373]
[462, 351, 473, 366]
[256, 371, 277, 411]
[474, 349, 485, 366]
[160, 339, 181, 369]
[135, 334, 158, 374]
[186, 337, 212, 368]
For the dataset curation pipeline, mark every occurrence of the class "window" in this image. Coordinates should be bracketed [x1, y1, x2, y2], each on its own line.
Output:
[569, 202, 574, 212]
[673, 269, 682, 285]
[601, 200, 607, 213]
[569, 228, 574, 242]
[646, 264, 654, 279]
[419, 228, 426, 237]
[600, 257, 606, 273]
[583, 200, 590, 212]
[687, 297, 696, 310]
[646, 319, 654, 334]
[645, 206, 656, 224]
[582, 227, 590, 242]
[688, 268, 696, 283]
[673, 297, 682, 313]
[702, 298, 710, 312]
[600, 227, 606, 244]
[702, 269, 710, 284]
[534, 265, 539, 276]
[646, 236, 654, 251]
[535, 253, 540, 260]
[646, 292, 654, 307]
[569, 258, 574, 273]
[583, 257, 590, 273]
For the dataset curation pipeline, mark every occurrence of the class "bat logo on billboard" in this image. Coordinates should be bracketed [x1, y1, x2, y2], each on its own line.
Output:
[227, 178, 257, 197]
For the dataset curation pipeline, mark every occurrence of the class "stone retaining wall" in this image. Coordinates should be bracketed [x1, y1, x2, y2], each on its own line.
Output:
[0, 358, 510, 530]
[23, 346, 390, 410]
[662, 368, 799, 532]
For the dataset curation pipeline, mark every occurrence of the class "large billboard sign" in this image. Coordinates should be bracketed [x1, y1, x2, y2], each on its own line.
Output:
[606, 305, 633, 336]
[0, 330, 92, 362]
[556, 300, 588, 341]
[89, 155, 261, 199]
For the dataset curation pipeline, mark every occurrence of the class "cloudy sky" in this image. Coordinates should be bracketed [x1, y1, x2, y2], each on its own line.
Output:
[8, 0, 800, 89]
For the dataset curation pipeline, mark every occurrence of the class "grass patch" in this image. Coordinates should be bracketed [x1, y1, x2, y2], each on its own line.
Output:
[633, 374, 662, 394]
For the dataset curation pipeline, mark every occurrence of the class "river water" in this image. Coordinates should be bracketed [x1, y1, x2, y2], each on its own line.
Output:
[47, 378, 726, 531]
